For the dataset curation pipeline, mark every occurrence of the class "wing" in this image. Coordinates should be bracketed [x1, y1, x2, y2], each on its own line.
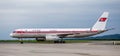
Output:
[45, 33, 80, 40]
[57, 33, 80, 38]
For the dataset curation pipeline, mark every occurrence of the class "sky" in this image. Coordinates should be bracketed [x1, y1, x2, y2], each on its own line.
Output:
[0, 0, 120, 40]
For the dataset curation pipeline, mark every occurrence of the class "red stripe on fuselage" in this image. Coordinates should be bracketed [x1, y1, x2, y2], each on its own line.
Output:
[13, 31, 98, 34]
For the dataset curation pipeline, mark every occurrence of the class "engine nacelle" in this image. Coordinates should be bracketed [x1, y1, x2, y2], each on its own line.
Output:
[45, 35, 60, 40]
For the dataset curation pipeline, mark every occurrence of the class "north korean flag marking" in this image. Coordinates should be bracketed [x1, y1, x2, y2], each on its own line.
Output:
[99, 18, 107, 22]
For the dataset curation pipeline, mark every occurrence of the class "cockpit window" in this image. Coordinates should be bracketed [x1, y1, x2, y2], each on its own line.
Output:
[13, 31, 16, 33]
[13, 31, 25, 33]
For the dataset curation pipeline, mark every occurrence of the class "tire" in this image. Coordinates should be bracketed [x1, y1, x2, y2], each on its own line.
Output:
[20, 42, 23, 44]
[54, 40, 65, 43]
[54, 41, 59, 43]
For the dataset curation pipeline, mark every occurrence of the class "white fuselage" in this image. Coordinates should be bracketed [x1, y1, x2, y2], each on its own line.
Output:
[10, 28, 104, 38]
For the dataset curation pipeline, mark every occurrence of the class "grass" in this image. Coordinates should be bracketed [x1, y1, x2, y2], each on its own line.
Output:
[0, 40, 90, 43]
[0, 40, 120, 44]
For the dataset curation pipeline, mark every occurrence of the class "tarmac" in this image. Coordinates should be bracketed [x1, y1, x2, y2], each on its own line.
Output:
[0, 41, 120, 56]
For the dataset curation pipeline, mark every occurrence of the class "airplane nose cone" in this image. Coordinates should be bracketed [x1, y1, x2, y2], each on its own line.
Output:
[10, 33, 13, 37]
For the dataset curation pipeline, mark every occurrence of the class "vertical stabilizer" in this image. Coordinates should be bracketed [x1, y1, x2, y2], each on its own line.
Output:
[92, 12, 109, 31]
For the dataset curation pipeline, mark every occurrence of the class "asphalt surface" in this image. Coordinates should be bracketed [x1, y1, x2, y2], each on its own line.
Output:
[0, 42, 120, 56]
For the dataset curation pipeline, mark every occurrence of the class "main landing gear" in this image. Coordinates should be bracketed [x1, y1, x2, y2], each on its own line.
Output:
[54, 38, 65, 43]
[54, 40, 65, 43]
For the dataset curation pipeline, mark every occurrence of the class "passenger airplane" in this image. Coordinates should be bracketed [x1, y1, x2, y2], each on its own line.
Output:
[10, 12, 110, 44]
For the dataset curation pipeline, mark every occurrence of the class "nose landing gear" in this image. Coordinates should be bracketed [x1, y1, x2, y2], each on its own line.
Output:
[19, 38, 23, 44]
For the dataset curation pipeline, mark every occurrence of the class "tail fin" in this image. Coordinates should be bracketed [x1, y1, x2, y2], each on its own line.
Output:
[91, 12, 109, 31]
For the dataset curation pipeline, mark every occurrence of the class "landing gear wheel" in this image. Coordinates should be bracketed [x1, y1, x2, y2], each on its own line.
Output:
[60, 41, 65, 43]
[54, 40, 65, 43]
[19, 38, 23, 44]
[54, 41, 59, 43]
[20, 42, 23, 44]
